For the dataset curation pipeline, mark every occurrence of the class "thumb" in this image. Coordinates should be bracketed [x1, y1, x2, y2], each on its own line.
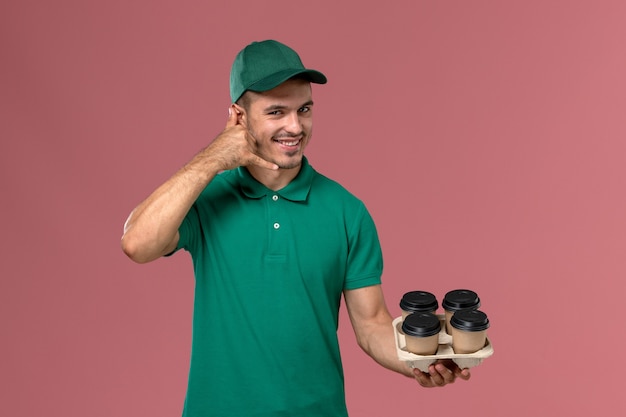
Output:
[225, 105, 239, 128]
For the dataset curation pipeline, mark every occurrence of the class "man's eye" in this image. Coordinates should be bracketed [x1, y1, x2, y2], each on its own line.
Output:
[268, 110, 281, 115]
[299, 107, 310, 113]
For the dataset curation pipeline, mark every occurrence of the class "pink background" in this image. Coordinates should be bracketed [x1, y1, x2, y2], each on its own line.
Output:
[2, 1, 625, 416]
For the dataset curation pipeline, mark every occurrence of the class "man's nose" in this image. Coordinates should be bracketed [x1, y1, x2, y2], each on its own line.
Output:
[284, 111, 303, 135]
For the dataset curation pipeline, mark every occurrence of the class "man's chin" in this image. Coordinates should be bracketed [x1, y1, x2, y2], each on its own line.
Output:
[275, 155, 303, 170]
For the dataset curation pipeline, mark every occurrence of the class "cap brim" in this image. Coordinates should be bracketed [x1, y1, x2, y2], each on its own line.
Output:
[247, 68, 327, 94]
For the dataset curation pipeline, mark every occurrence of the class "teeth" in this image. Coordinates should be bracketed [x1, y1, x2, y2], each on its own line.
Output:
[277, 140, 299, 146]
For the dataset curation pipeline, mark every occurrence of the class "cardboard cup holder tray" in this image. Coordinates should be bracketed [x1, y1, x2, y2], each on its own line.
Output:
[393, 314, 494, 372]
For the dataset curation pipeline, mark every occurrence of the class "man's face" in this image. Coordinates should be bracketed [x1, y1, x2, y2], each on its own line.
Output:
[236, 78, 314, 170]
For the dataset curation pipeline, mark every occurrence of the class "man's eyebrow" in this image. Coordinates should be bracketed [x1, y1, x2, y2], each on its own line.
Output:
[262, 100, 314, 112]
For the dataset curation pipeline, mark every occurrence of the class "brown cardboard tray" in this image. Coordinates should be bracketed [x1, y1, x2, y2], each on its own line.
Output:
[393, 315, 494, 373]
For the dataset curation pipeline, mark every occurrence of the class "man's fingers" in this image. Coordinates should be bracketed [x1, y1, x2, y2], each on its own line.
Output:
[413, 369, 433, 388]
[434, 363, 455, 384]
[429, 365, 447, 386]
[458, 368, 471, 380]
[439, 359, 471, 381]
[413, 362, 471, 388]
[250, 154, 279, 171]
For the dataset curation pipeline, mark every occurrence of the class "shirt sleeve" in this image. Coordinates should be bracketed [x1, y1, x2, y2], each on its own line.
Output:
[343, 202, 384, 290]
[173, 203, 201, 254]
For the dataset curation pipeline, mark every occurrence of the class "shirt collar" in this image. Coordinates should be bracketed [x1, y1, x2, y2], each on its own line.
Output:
[237, 156, 314, 202]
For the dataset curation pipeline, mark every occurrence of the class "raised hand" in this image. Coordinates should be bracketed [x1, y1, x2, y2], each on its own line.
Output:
[203, 105, 278, 172]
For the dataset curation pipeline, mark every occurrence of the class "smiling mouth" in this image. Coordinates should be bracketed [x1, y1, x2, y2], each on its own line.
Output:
[273, 138, 301, 147]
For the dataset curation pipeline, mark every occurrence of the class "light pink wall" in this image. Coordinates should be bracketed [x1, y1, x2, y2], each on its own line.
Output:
[2, 1, 625, 416]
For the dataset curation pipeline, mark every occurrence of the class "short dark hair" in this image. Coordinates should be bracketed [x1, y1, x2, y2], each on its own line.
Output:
[236, 91, 251, 111]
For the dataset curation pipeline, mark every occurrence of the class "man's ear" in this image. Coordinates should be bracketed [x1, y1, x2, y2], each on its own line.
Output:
[232, 103, 246, 126]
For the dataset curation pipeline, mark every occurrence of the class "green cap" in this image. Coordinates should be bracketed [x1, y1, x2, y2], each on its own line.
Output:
[230, 40, 327, 103]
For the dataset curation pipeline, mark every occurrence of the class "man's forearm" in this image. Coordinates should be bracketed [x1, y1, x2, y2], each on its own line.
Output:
[359, 318, 415, 378]
[121, 149, 221, 263]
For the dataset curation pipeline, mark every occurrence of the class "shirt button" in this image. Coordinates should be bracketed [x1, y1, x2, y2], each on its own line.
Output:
[272, 195, 279, 201]
[273, 223, 280, 229]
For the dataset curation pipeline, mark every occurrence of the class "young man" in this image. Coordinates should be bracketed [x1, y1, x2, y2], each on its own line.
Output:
[121, 39, 470, 417]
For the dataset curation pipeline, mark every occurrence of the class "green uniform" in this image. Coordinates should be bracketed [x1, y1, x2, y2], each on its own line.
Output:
[175, 157, 383, 417]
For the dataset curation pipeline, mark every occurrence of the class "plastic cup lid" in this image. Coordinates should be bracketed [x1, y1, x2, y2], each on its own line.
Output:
[401, 312, 441, 337]
[399, 291, 439, 312]
[442, 289, 481, 311]
[450, 309, 490, 331]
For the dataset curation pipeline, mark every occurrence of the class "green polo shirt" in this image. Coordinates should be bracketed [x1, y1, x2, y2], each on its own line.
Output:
[176, 157, 383, 417]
